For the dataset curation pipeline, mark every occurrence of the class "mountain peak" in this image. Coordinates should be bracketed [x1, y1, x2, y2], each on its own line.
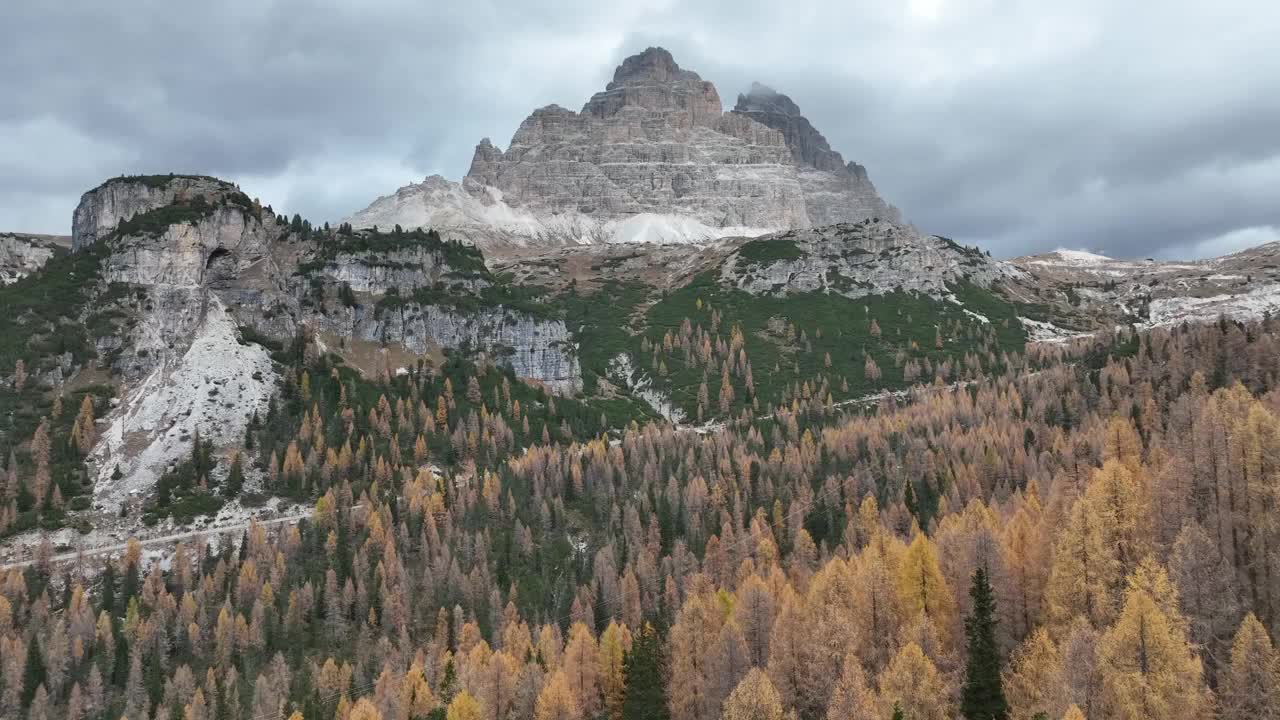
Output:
[582, 47, 722, 125]
[610, 47, 693, 86]
[731, 82, 847, 173]
[734, 82, 803, 117]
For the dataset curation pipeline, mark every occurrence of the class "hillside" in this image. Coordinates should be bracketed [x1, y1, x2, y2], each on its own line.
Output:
[1007, 243, 1280, 338]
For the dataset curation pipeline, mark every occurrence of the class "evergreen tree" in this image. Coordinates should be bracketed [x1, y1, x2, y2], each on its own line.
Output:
[22, 635, 46, 705]
[100, 560, 117, 616]
[622, 624, 669, 720]
[223, 453, 245, 498]
[961, 567, 1008, 720]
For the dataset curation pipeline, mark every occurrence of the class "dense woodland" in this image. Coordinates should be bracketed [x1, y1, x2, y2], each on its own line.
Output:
[5, 314, 1280, 720]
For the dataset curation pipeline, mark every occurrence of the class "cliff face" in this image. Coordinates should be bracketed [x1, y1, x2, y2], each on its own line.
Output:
[348, 47, 899, 248]
[66, 177, 582, 509]
[720, 222, 1007, 301]
[0, 233, 67, 284]
[71, 175, 231, 251]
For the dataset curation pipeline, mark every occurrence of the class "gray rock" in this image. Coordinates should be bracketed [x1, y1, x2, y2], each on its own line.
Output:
[347, 47, 901, 248]
[721, 222, 1006, 300]
[85, 179, 582, 393]
[71, 175, 233, 251]
[0, 233, 67, 284]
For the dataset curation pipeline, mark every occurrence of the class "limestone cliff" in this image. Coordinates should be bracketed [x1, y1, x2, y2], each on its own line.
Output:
[64, 177, 582, 509]
[0, 233, 68, 284]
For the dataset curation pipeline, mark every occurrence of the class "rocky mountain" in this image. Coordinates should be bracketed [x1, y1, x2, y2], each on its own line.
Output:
[1006, 243, 1280, 339]
[348, 47, 899, 248]
[0, 232, 68, 284]
[2, 176, 586, 520]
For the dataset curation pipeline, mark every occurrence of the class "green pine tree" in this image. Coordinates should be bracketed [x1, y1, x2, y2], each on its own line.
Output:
[961, 566, 1008, 720]
[622, 623, 669, 720]
[223, 453, 245, 498]
[22, 635, 46, 705]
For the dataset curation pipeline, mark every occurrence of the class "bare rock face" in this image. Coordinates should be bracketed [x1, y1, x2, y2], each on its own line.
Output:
[732, 82, 845, 172]
[0, 233, 67, 284]
[732, 83, 900, 226]
[721, 222, 1006, 300]
[75, 178, 584, 509]
[349, 47, 901, 247]
[71, 175, 232, 251]
[581, 46, 723, 128]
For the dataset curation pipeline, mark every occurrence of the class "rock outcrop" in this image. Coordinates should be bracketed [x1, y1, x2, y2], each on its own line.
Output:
[74, 177, 581, 391]
[1006, 242, 1280, 338]
[71, 175, 233, 251]
[732, 82, 846, 172]
[0, 233, 68, 284]
[348, 47, 900, 248]
[721, 222, 1006, 301]
[66, 176, 584, 509]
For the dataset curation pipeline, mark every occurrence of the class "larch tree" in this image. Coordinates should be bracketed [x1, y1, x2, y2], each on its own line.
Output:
[669, 593, 722, 720]
[851, 545, 903, 674]
[599, 621, 631, 720]
[824, 655, 878, 720]
[733, 575, 775, 667]
[447, 691, 485, 720]
[1096, 578, 1207, 720]
[766, 588, 828, 719]
[876, 642, 950, 720]
[1002, 629, 1066, 720]
[707, 620, 751, 717]
[1219, 613, 1280, 720]
[536, 671, 581, 720]
[1169, 520, 1241, 683]
[720, 668, 784, 720]
[1047, 460, 1148, 630]
[896, 532, 955, 634]
[563, 622, 602, 719]
[1000, 495, 1049, 643]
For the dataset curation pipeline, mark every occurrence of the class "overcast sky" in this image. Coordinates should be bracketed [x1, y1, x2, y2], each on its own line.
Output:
[4, 1, 1278, 258]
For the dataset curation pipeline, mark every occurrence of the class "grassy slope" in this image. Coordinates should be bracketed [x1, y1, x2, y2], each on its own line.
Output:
[632, 272, 1028, 418]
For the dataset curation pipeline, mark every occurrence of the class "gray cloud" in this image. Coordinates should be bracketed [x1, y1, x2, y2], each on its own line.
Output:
[3, 0, 1278, 259]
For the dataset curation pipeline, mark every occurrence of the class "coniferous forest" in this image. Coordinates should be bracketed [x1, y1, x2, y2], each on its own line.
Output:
[5, 317, 1280, 720]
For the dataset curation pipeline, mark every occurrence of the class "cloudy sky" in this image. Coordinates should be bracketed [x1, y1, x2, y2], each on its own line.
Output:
[4, 0, 1277, 258]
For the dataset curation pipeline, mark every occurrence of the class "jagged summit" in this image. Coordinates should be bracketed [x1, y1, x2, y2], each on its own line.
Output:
[733, 82, 848, 173]
[581, 46, 722, 126]
[735, 82, 803, 116]
[348, 47, 899, 247]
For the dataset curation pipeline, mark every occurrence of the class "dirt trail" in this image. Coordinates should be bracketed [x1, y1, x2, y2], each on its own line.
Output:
[0, 510, 314, 571]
